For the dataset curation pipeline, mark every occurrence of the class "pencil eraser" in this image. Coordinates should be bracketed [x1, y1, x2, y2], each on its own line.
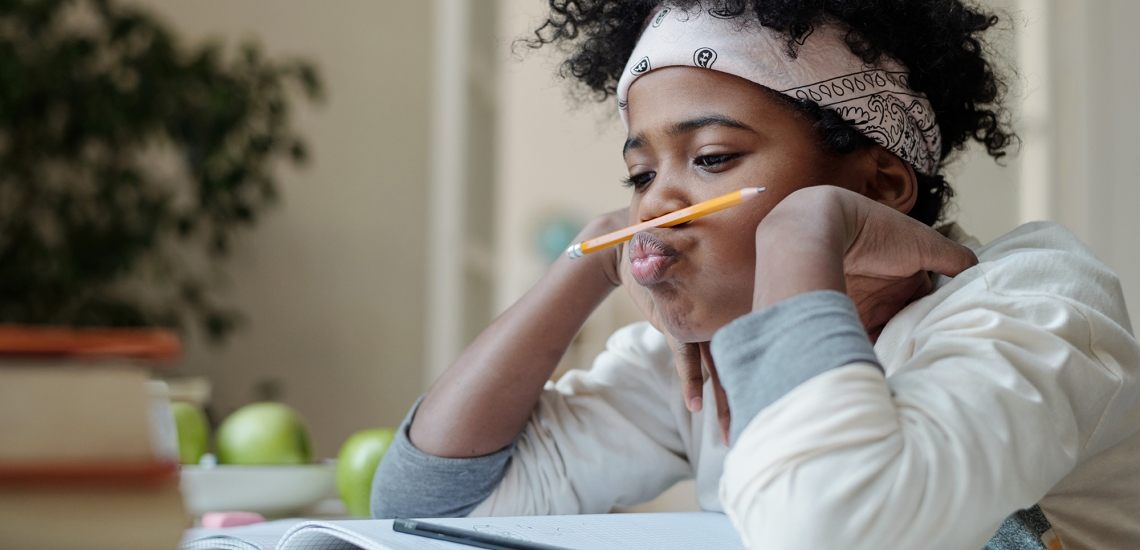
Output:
[201, 511, 266, 528]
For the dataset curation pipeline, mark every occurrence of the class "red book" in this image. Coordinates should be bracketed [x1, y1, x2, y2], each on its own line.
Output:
[0, 460, 180, 488]
[0, 325, 180, 362]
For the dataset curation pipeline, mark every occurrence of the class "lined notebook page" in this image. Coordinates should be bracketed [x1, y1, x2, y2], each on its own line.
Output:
[183, 519, 307, 550]
[276, 512, 745, 550]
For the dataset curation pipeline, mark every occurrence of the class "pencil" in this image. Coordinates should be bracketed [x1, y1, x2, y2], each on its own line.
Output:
[393, 518, 573, 550]
[566, 187, 766, 259]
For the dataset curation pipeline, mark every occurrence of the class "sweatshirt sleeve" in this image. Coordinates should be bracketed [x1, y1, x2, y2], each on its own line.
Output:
[370, 397, 515, 519]
[712, 286, 1124, 550]
[710, 290, 881, 443]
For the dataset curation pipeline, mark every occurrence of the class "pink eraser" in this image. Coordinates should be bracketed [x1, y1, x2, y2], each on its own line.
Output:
[201, 512, 266, 528]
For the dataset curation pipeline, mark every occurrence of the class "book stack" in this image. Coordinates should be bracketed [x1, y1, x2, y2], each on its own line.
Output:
[0, 325, 190, 550]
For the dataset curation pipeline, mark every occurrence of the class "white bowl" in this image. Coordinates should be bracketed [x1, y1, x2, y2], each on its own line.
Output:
[180, 462, 337, 517]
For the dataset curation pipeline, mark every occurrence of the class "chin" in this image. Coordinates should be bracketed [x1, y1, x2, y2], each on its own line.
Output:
[660, 305, 751, 343]
[657, 313, 715, 344]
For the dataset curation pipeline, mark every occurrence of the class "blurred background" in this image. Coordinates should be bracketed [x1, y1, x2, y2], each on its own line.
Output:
[3, 0, 1137, 476]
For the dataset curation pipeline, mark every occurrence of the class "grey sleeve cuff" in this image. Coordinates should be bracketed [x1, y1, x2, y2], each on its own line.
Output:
[711, 290, 881, 444]
[370, 396, 515, 519]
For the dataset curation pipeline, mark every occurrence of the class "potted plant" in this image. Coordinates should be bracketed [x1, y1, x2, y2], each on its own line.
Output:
[0, 0, 322, 341]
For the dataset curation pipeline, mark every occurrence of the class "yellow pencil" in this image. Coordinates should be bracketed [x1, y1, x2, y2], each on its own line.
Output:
[566, 187, 766, 259]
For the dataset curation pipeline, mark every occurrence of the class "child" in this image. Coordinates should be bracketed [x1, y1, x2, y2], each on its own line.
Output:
[373, 2, 1140, 548]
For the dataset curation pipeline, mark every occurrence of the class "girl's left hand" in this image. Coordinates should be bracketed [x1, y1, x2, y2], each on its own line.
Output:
[683, 186, 978, 445]
[752, 186, 978, 331]
[627, 186, 978, 446]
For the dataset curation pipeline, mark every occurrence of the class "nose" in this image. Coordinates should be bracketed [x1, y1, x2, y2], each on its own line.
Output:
[636, 174, 691, 223]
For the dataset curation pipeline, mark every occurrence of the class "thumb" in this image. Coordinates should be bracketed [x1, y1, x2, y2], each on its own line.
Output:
[920, 231, 978, 278]
[700, 343, 731, 446]
[671, 338, 704, 413]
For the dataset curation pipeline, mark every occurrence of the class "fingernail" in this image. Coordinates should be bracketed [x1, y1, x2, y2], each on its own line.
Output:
[689, 396, 702, 412]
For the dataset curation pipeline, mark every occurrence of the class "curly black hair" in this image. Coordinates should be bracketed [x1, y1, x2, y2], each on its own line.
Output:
[524, 0, 1016, 226]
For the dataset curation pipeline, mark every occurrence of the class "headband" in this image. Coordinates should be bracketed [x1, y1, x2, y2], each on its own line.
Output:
[616, 5, 942, 176]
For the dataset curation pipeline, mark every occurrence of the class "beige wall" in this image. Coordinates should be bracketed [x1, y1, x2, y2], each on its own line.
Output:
[139, 0, 433, 459]
[496, 1, 649, 379]
[1051, 0, 1140, 327]
[496, 4, 630, 309]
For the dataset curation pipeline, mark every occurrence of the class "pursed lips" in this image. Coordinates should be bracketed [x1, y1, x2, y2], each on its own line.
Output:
[628, 231, 679, 286]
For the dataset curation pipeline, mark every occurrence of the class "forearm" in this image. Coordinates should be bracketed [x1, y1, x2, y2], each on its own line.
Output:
[411, 221, 620, 458]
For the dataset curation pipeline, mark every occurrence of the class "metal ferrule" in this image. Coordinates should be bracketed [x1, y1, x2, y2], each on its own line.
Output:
[565, 243, 584, 259]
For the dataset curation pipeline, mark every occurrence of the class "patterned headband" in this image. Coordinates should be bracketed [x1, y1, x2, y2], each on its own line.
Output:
[617, 5, 942, 176]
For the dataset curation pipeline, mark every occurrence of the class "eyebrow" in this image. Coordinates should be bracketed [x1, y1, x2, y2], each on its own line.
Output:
[622, 115, 757, 156]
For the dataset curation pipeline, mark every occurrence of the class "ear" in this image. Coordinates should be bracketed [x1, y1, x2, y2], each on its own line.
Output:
[860, 146, 918, 214]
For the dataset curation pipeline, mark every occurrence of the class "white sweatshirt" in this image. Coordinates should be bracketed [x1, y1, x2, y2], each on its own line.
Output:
[718, 222, 1140, 550]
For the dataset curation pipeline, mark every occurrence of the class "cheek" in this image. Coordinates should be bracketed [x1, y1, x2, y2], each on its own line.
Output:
[627, 196, 642, 225]
[656, 222, 761, 340]
[700, 202, 769, 261]
[693, 233, 757, 304]
[744, 146, 847, 200]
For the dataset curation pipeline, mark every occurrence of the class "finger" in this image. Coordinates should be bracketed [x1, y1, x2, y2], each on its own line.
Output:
[856, 271, 931, 335]
[672, 339, 704, 413]
[604, 242, 625, 287]
[700, 343, 731, 446]
[908, 270, 934, 303]
[918, 230, 978, 278]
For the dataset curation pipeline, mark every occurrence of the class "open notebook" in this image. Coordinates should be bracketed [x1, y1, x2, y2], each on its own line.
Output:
[181, 512, 745, 550]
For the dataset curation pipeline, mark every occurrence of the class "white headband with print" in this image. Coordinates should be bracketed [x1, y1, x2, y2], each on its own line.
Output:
[616, 5, 942, 176]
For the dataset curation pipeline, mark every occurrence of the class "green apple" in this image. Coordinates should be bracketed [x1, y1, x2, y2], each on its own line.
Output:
[215, 402, 312, 465]
[171, 401, 210, 465]
[337, 428, 396, 517]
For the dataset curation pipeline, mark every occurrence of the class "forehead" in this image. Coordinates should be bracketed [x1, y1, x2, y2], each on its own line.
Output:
[624, 67, 796, 136]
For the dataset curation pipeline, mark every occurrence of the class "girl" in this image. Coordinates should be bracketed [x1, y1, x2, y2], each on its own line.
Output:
[373, 2, 1140, 548]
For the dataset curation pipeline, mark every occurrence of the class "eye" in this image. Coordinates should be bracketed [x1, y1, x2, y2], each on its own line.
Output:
[622, 171, 656, 190]
[693, 153, 740, 170]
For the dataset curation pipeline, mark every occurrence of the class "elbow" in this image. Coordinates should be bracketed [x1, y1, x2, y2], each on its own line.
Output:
[724, 476, 883, 550]
[369, 430, 514, 519]
[368, 449, 482, 519]
[369, 453, 416, 519]
[721, 439, 922, 549]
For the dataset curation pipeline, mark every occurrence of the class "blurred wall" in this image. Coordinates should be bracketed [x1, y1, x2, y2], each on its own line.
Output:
[139, 0, 433, 459]
[1051, 0, 1140, 327]
[496, 0, 648, 380]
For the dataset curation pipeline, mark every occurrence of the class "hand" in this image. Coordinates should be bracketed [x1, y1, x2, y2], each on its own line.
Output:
[753, 187, 978, 337]
[588, 208, 632, 289]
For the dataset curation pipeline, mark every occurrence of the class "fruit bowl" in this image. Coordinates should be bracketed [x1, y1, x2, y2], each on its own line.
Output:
[180, 462, 337, 517]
